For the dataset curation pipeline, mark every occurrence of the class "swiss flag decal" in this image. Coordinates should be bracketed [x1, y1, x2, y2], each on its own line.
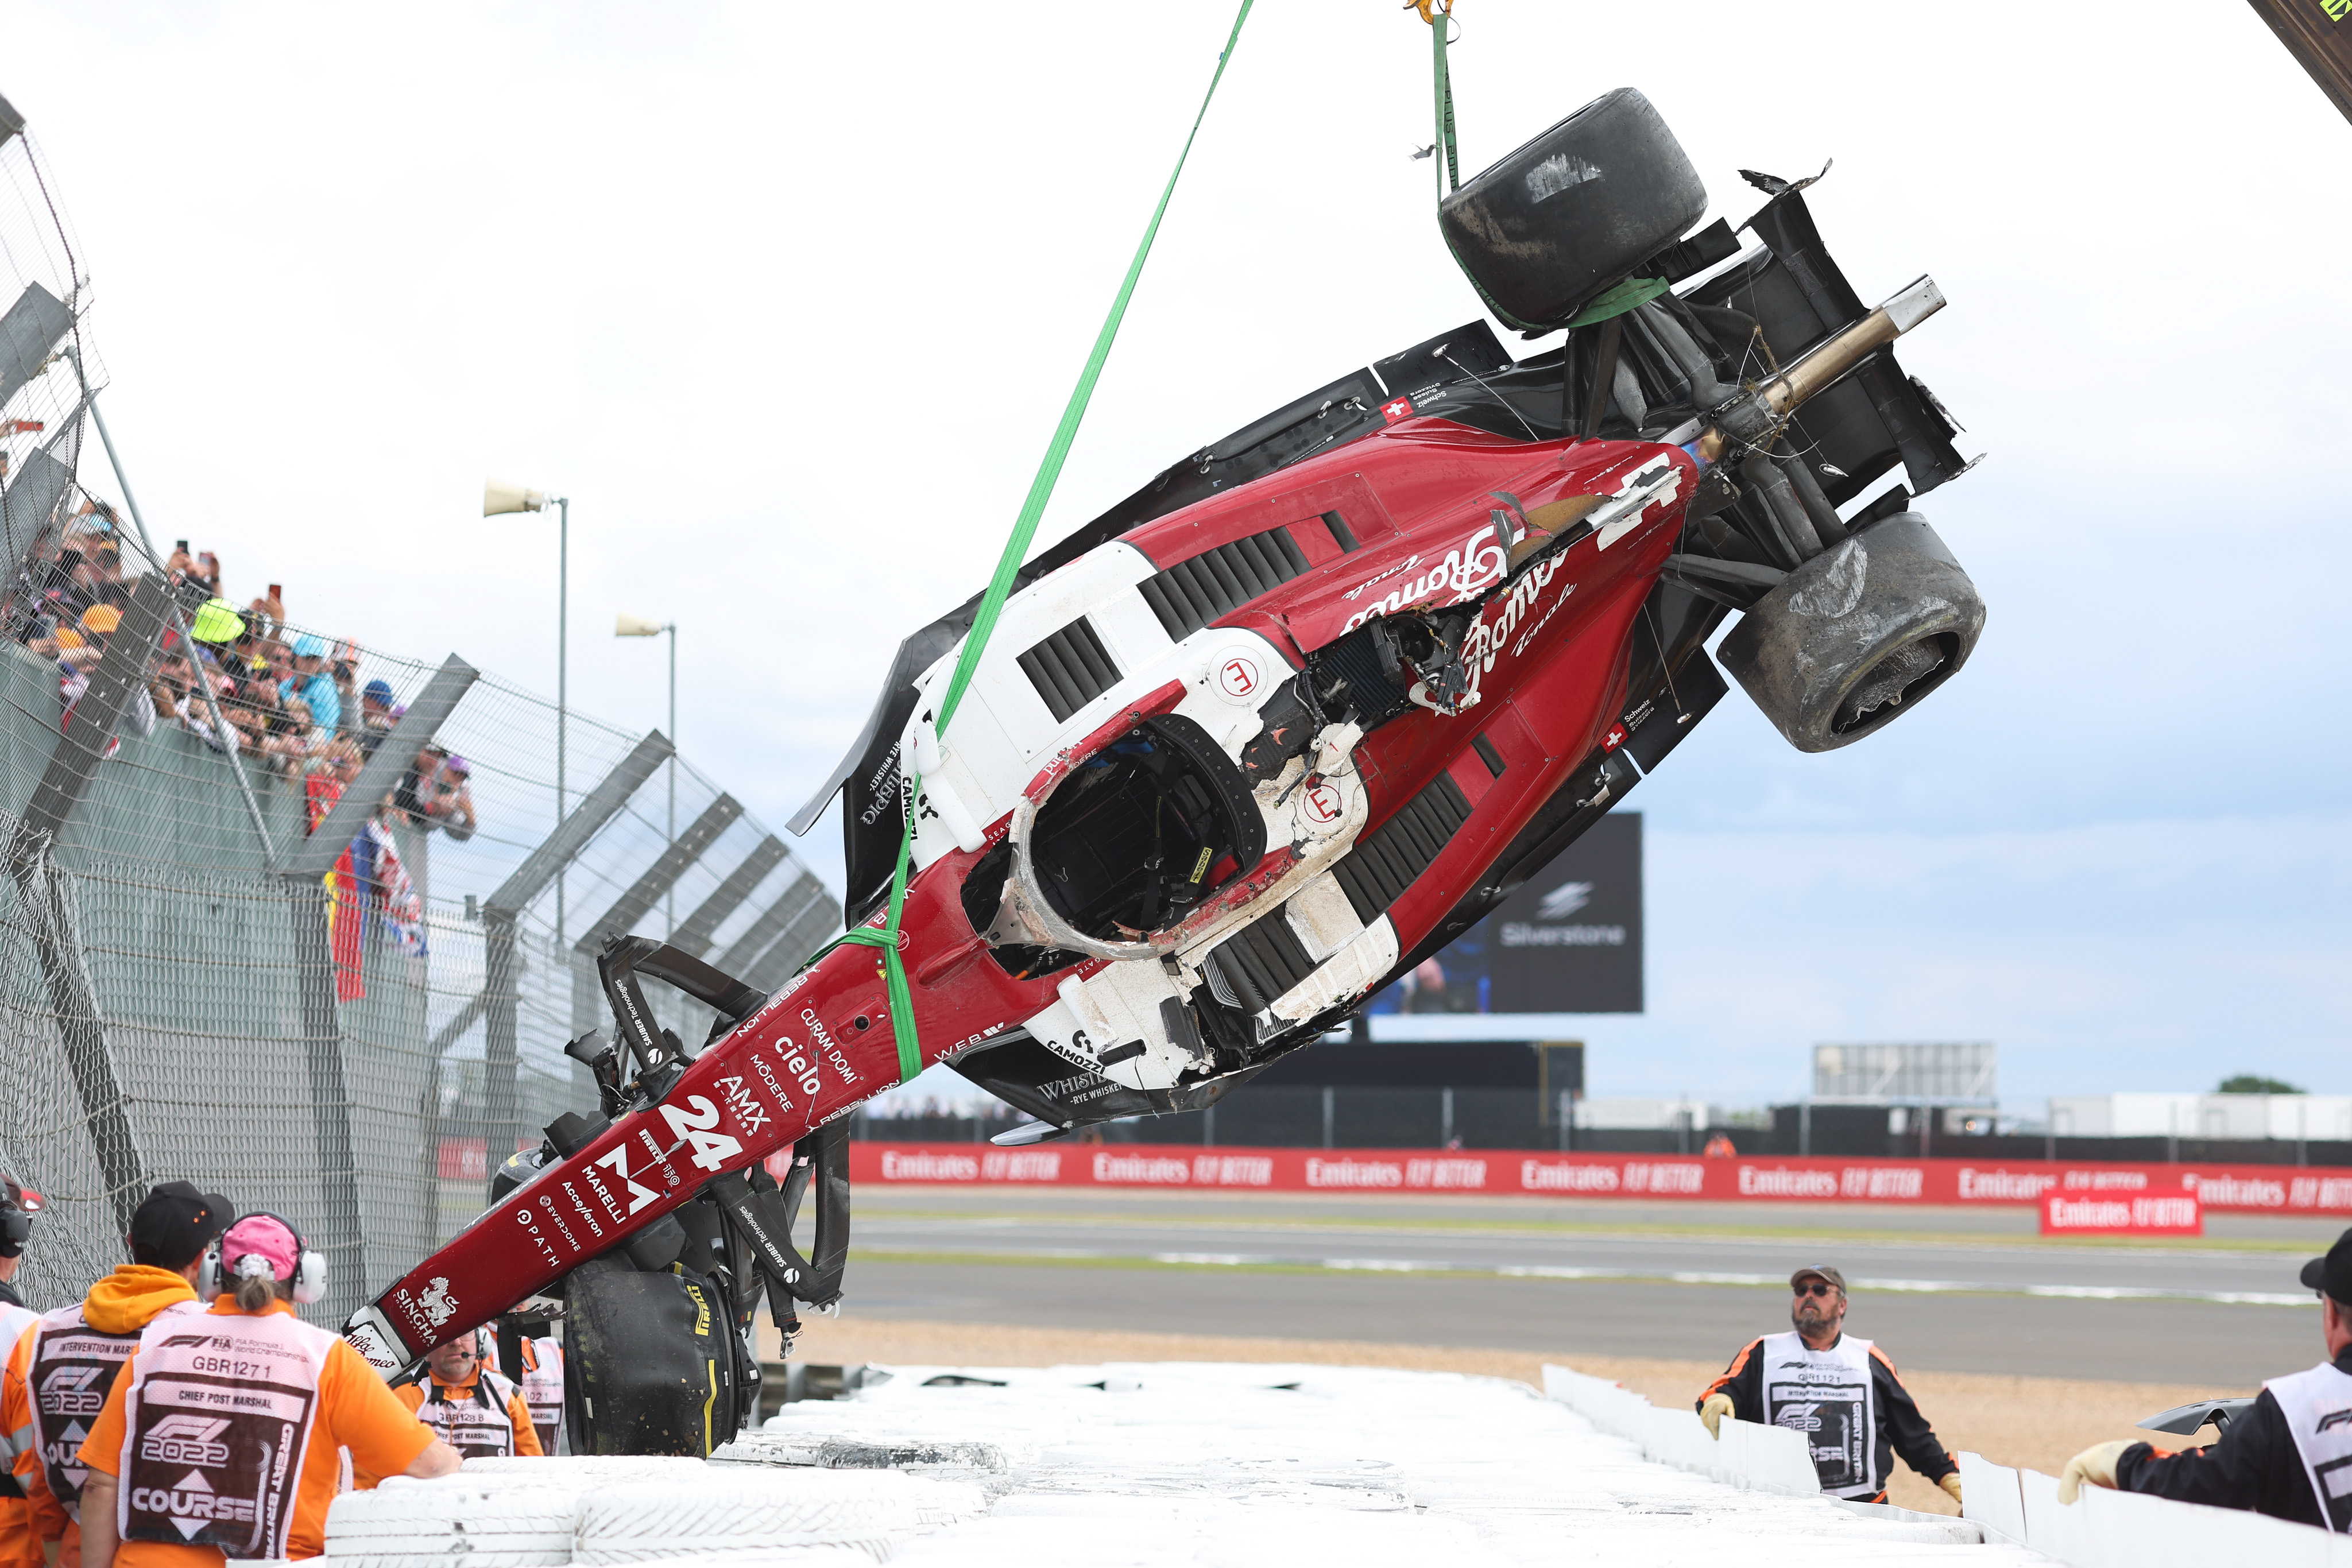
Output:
[1380, 397, 1414, 424]
[1601, 722, 1628, 753]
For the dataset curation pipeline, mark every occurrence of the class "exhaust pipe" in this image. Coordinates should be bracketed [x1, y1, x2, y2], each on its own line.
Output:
[1697, 276, 1945, 460]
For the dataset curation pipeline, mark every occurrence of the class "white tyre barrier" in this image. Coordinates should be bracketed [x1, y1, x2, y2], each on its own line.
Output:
[326, 1480, 579, 1565]
[1541, 1364, 1820, 1497]
[1963, 1450, 2352, 1567]
[571, 1474, 918, 1565]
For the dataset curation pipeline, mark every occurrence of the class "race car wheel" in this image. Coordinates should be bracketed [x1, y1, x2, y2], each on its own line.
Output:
[1715, 512, 1984, 753]
[1437, 87, 1708, 331]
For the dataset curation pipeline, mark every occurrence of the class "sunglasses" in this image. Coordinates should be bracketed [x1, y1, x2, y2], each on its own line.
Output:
[1794, 1281, 1838, 1298]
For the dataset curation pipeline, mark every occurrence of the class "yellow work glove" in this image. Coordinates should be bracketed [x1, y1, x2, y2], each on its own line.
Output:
[1938, 1473, 1963, 1507]
[1699, 1392, 1735, 1440]
[2057, 1441, 2133, 1504]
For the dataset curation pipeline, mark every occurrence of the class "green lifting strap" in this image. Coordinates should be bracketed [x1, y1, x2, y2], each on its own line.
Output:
[832, 2, 1258, 1087]
[1564, 275, 1671, 330]
[1430, 5, 1459, 195]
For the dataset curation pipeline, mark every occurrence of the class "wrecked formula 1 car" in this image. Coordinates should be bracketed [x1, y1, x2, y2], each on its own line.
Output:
[344, 88, 1984, 1451]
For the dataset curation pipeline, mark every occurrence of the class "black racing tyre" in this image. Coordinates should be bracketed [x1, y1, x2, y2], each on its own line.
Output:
[563, 1255, 741, 1457]
[1715, 512, 1985, 753]
[1437, 87, 1707, 331]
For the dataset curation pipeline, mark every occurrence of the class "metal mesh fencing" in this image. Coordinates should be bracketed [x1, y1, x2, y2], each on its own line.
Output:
[0, 98, 845, 1324]
[0, 635, 843, 1322]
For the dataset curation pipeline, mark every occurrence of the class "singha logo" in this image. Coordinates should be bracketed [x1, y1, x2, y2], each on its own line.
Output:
[416, 1277, 458, 1327]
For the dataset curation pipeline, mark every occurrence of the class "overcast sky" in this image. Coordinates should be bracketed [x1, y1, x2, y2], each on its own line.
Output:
[4, 1, 2346, 1109]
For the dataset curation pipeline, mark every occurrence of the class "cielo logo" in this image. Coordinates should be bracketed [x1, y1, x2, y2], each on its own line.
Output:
[139, 1414, 231, 1466]
[1537, 881, 1593, 919]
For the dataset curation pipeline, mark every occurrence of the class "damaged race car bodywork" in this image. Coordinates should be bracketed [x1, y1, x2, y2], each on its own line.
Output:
[344, 90, 1986, 1447]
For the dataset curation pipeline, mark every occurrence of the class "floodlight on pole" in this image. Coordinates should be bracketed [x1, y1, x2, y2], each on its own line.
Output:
[617, 611, 679, 935]
[489, 477, 570, 943]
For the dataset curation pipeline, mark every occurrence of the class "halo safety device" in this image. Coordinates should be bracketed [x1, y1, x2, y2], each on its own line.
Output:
[201, 1211, 328, 1304]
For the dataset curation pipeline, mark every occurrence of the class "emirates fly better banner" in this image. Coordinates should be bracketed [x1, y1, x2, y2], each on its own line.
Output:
[846, 1143, 2352, 1216]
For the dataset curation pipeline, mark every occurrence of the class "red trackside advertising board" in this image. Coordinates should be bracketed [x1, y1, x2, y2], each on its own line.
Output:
[846, 1143, 2352, 1215]
[2040, 1191, 2203, 1236]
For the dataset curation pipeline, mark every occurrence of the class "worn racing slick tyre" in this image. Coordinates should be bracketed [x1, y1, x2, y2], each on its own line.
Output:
[563, 1254, 744, 1457]
[1716, 512, 1985, 753]
[1437, 87, 1708, 331]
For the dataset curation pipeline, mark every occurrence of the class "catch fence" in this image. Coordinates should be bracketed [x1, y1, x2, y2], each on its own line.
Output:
[0, 101, 840, 1318]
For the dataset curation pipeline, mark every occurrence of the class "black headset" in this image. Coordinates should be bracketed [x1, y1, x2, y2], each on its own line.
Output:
[196, 1211, 327, 1304]
[0, 1177, 37, 1260]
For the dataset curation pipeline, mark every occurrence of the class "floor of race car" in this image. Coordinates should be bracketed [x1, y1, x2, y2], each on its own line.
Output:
[450, 1364, 2044, 1566]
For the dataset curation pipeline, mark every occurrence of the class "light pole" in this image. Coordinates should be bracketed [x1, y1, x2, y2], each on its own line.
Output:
[487, 479, 568, 941]
[616, 612, 676, 932]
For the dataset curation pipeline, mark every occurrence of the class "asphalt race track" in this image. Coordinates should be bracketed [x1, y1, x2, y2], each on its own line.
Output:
[840, 1186, 2341, 1387]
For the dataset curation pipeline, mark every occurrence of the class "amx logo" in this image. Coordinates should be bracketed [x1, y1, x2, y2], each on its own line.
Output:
[2318, 1407, 2352, 1434]
[37, 1365, 106, 1415]
[1536, 881, 1594, 919]
[138, 1414, 231, 1466]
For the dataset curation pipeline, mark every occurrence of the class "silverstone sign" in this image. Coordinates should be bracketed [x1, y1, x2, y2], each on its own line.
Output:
[1375, 811, 1643, 1015]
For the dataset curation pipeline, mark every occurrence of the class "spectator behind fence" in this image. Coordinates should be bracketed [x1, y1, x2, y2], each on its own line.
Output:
[431, 755, 478, 840]
[76, 1215, 462, 1568]
[282, 634, 341, 734]
[390, 747, 477, 840]
[358, 678, 396, 753]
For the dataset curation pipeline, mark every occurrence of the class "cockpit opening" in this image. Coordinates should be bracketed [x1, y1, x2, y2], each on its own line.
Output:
[1027, 714, 1263, 943]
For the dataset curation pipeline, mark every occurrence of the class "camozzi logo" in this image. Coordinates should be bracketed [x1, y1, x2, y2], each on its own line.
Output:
[138, 1414, 231, 1467]
[1537, 881, 1594, 919]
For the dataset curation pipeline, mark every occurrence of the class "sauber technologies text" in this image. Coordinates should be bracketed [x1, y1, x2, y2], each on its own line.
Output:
[345, 90, 1987, 1387]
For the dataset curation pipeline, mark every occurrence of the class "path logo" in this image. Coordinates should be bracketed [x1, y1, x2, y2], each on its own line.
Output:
[416, 1277, 458, 1327]
[138, 1414, 231, 1468]
[1536, 881, 1593, 919]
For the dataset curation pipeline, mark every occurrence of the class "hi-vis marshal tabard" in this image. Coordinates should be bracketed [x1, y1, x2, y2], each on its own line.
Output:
[1759, 1330, 1881, 1499]
[117, 1310, 335, 1559]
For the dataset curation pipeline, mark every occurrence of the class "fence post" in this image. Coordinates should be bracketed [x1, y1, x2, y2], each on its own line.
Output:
[288, 882, 363, 1321]
[1322, 1086, 1335, 1149]
[6, 838, 144, 1236]
[1204, 1104, 1216, 1148]
[1441, 1087, 1454, 1148]
[475, 731, 674, 1152]
[1798, 1101, 1811, 1157]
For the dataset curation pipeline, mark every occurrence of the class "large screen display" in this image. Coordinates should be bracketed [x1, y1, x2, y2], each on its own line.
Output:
[1363, 811, 1642, 1016]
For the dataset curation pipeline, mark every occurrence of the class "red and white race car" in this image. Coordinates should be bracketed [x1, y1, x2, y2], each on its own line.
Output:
[347, 88, 1984, 1452]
